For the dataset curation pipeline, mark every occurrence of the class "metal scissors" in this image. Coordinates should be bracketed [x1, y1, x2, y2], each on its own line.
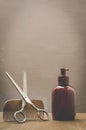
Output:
[5, 72, 49, 123]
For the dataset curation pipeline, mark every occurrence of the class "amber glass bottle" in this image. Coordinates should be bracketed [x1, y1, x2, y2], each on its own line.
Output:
[52, 68, 76, 121]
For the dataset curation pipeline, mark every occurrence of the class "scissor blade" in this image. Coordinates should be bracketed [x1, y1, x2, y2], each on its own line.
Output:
[5, 72, 26, 101]
[23, 72, 27, 96]
[21, 72, 27, 108]
[22, 72, 32, 104]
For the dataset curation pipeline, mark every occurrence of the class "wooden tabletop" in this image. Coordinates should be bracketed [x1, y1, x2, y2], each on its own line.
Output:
[0, 112, 86, 130]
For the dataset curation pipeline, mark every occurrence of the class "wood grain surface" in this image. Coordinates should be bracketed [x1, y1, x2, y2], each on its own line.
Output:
[0, 113, 86, 130]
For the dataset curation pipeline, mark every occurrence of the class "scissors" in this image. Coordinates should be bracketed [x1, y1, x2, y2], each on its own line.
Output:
[5, 72, 49, 123]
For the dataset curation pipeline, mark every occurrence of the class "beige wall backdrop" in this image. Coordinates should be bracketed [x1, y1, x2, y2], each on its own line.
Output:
[0, 0, 86, 112]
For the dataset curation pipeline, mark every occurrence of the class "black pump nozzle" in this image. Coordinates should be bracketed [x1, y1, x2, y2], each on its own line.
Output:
[58, 68, 69, 86]
[61, 68, 69, 76]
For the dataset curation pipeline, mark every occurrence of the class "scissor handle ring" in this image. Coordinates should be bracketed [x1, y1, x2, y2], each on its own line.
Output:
[14, 110, 26, 123]
[37, 109, 49, 121]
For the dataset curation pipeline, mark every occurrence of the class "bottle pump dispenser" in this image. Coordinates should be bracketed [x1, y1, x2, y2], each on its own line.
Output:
[52, 68, 76, 121]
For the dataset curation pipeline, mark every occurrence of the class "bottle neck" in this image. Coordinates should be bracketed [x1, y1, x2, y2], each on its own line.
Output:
[58, 76, 69, 87]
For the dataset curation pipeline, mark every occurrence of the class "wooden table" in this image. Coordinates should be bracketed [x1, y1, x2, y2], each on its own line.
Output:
[0, 112, 86, 130]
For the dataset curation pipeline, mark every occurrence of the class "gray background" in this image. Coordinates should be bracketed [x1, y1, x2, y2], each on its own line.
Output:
[0, 0, 86, 112]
